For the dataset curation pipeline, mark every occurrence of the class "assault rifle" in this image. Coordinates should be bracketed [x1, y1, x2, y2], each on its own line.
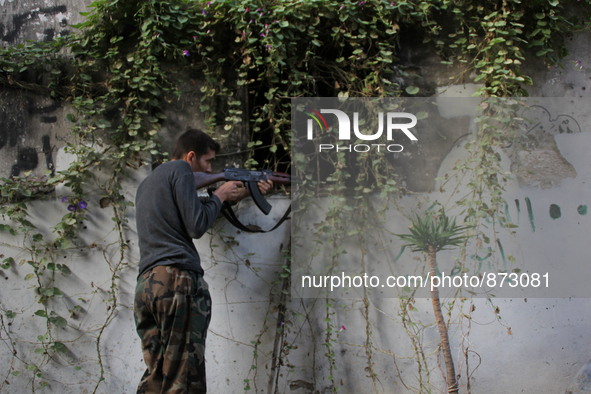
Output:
[193, 168, 290, 215]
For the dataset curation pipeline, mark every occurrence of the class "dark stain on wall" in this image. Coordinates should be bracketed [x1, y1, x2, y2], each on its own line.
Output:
[1, 92, 58, 177]
[1, 5, 68, 44]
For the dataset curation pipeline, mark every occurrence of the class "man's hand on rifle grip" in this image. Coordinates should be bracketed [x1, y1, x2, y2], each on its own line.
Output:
[213, 180, 273, 203]
[257, 180, 273, 196]
[213, 181, 244, 203]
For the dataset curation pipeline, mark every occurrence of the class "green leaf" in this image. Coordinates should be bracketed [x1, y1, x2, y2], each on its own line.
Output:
[58, 264, 72, 275]
[0, 224, 15, 234]
[48, 314, 67, 328]
[51, 342, 68, 353]
[1, 256, 15, 268]
[24, 273, 36, 281]
[96, 119, 111, 129]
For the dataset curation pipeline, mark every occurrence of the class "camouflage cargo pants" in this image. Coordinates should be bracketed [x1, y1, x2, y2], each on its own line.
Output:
[134, 265, 212, 393]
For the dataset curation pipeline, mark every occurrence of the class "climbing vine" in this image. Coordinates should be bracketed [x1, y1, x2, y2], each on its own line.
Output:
[1, 0, 590, 392]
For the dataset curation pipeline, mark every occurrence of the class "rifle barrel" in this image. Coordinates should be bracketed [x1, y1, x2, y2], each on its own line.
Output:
[268, 172, 291, 184]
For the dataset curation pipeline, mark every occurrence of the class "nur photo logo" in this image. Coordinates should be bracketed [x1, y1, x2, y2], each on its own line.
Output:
[304, 107, 419, 153]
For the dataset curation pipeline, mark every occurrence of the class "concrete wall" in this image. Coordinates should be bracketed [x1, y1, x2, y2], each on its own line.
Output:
[1, 0, 91, 179]
[1, 2, 591, 393]
[289, 94, 591, 392]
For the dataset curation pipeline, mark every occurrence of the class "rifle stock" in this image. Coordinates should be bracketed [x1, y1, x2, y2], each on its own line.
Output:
[193, 172, 228, 189]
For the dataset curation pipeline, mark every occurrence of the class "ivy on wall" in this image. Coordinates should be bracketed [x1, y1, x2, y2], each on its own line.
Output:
[0, 0, 590, 392]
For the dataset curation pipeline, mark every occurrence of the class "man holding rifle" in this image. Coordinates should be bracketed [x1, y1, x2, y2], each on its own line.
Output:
[134, 128, 272, 393]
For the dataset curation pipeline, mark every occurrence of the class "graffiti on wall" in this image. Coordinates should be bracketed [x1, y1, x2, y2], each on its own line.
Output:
[1, 5, 70, 44]
[0, 93, 59, 179]
[0, 2, 74, 179]
[510, 198, 588, 233]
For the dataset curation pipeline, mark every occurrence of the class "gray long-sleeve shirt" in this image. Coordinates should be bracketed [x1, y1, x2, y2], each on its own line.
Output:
[135, 160, 222, 277]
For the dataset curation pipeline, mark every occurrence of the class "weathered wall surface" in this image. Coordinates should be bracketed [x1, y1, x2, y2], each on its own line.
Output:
[1, 2, 591, 394]
[0, 91, 62, 178]
[0, 0, 90, 179]
[0, 0, 79, 44]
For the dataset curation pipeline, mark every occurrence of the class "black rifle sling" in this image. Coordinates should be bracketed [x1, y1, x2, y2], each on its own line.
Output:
[221, 201, 291, 233]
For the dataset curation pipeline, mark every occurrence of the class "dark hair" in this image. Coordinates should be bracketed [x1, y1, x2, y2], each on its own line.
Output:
[171, 128, 220, 159]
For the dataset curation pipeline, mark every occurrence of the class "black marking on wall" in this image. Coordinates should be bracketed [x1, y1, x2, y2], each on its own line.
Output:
[42, 135, 55, 176]
[41, 116, 58, 123]
[11, 147, 39, 177]
[1, 6, 68, 44]
[549, 204, 562, 219]
[0, 108, 23, 150]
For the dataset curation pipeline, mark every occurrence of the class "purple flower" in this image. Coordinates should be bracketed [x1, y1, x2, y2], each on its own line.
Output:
[60, 196, 68, 203]
[67, 204, 77, 212]
[78, 201, 88, 210]
[182, 49, 191, 57]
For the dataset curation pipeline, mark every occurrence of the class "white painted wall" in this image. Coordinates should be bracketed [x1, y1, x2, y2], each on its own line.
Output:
[2, 107, 591, 393]
[2, 3, 591, 393]
[287, 97, 591, 392]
